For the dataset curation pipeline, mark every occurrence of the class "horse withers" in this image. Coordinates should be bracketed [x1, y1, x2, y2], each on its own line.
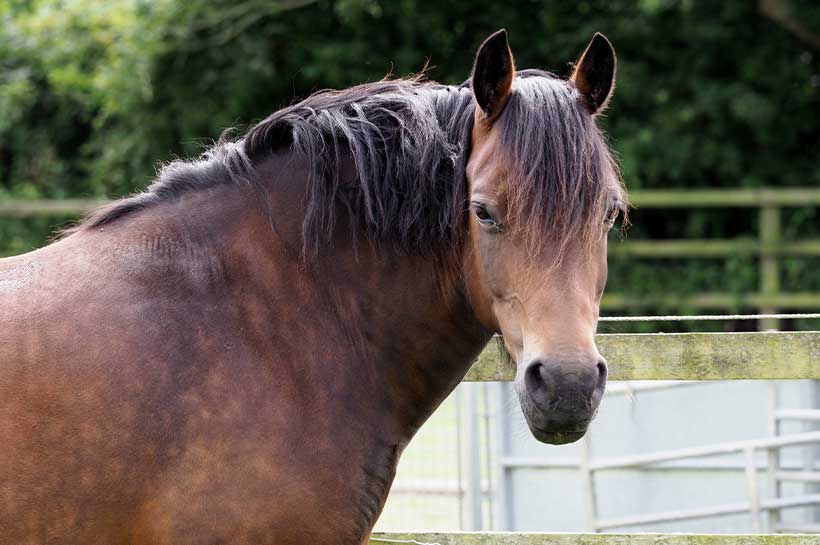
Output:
[0, 30, 625, 545]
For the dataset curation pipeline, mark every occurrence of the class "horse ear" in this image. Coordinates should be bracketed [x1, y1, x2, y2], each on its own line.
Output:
[571, 33, 616, 115]
[472, 29, 515, 121]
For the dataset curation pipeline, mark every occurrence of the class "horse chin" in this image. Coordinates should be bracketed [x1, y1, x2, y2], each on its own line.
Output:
[516, 389, 592, 445]
[526, 421, 589, 445]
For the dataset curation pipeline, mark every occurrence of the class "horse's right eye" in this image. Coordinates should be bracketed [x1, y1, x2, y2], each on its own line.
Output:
[475, 206, 492, 222]
[471, 201, 504, 232]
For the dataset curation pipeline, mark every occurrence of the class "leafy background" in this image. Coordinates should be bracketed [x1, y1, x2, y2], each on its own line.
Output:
[2, 0, 819, 331]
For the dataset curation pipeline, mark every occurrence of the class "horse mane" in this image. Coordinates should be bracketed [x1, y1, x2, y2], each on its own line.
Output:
[243, 78, 477, 255]
[68, 72, 622, 261]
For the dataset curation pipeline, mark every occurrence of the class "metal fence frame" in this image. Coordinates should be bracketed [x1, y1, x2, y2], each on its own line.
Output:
[489, 381, 820, 534]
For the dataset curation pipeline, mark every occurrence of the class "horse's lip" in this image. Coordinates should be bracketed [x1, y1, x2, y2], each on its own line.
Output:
[530, 426, 588, 445]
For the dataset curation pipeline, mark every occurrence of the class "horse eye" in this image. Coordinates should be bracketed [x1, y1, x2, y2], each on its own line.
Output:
[605, 204, 620, 226]
[472, 202, 504, 232]
[473, 205, 495, 224]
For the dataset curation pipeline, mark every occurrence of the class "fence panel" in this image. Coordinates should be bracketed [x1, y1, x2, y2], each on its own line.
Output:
[371, 531, 820, 544]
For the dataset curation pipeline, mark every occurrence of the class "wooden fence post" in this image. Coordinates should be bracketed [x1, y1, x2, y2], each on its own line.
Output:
[759, 202, 781, 331]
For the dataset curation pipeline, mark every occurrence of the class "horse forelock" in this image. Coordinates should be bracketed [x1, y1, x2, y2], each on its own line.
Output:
[496, 70, 626, 262]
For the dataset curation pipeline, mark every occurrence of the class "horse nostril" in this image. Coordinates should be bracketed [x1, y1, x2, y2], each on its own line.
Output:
[524, 359, 606, 415]
[524, 361, 555, 408]
[596, 359, 608, 386]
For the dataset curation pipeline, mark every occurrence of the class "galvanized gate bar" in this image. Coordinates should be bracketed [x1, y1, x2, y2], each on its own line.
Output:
[371, 532, 820, 544]
[466, 331, 820, 382]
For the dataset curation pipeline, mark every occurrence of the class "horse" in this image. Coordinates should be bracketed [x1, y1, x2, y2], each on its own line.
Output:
[0, 29, 624, 545]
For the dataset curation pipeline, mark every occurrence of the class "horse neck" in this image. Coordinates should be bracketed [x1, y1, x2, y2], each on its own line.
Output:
[331, 253, 488, 427]
[107, 150, 490, 441]
[239, 153, 493, 444]
[99, 153, 492, 539]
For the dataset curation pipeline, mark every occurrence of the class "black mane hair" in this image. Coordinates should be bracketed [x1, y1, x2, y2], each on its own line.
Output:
[244, 78, 477, 255]
[70, 72, 623, 260]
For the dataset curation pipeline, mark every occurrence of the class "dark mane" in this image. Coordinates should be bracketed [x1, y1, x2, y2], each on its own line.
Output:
[66, 141, 254, 235]
[69, 72, 622, 259]
[244, 78, 477, 255]
[70, 78, 477, 256]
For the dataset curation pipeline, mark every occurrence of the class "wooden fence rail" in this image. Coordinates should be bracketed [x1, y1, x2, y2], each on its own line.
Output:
[466, 331, 820, 381]
[370, 532, 820, 544]
[0, 199, 107, 216]
[3, 188, 819, 216]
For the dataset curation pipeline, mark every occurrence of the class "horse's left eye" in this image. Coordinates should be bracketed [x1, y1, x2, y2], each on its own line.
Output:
[605, 204, 620, 226]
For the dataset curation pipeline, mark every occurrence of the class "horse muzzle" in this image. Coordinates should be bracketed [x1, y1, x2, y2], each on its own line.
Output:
[515, 357, 607, 445]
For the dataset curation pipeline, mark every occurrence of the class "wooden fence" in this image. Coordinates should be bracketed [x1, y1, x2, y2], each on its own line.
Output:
[373, 330, 820, 544]
[602, 188, 820, 330]
[371, 533, 820, 544]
